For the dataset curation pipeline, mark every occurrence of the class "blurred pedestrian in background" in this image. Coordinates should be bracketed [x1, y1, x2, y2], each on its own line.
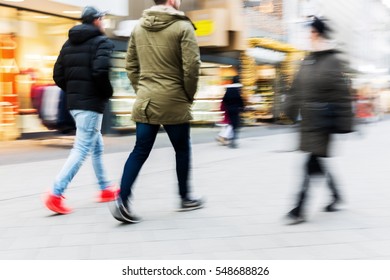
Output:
[109, 0, 203, 223]
[216, 102, 233, 146]
[284, 16, 354, 224]
[222, 75, 245, 148]
[216, 76, 245, 148]
[44, 6, 117, 214]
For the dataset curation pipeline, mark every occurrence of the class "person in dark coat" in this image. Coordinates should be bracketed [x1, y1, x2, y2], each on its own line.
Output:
[220, 76, 245, 148]
[284, 16, 353, 224]
[44, 6, 117, 214]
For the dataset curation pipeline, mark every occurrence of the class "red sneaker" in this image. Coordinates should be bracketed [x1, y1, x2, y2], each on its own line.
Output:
[45, 193, 72, 214]
[97, 186, 119, 203]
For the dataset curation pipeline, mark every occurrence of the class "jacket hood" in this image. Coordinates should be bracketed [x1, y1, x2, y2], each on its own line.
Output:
[140, 5, 194, 32]
[68, 23, 102, 45]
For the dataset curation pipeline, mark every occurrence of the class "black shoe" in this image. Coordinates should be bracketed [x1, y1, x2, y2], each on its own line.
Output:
[285, 208, 305, 225]
[109, 198, 141, 224]
[179, 198, 204, 212]
[324, 197, 342, 212]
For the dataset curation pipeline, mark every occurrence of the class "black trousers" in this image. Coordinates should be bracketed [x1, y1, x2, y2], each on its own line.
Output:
[120, 123, 191, 207]
[226, 111, 241, 142]
[292, 153, 340, 215]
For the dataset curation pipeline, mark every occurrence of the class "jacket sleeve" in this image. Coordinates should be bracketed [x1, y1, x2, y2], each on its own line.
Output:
[53, 46, 66, 91]
[92, 37, 114, 99]
[181, 23, 201, 103]
[284, 64, 304, 122]
[125, 33, 140, 93]
[325, 58, 353, 103]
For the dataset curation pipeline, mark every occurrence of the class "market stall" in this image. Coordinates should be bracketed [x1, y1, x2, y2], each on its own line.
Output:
[240, 37, 304, 124]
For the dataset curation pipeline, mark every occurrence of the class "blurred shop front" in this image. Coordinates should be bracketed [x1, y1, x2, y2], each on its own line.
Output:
[186, 0, 303, 125]
[0, 2, 128, 140]
[0, 1, 202, 139]
[0, 5, 79, 141]
[352, 74, 390, 122]
[0, 0, 306, 141]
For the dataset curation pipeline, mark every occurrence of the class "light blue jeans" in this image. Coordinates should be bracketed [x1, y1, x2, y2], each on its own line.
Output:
[53, 110, 109, 196]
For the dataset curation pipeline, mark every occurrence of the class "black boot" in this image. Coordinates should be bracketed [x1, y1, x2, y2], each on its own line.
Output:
[324, 198, 341, 212]
[286, 175, 310, 225]
[286, 207, 305, 224]
[324, 173, 342, 212]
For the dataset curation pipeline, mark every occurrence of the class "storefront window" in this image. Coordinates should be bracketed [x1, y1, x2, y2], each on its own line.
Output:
[0, 5, 77, 138]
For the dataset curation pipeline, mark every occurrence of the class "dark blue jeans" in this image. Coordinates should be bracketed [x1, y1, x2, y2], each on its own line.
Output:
[120, 122, 191, 206]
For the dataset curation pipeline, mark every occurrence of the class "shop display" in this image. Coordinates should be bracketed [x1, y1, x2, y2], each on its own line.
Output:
[240, 38, 303, 124]
[241, 53, 274, 124]
[192, 98, 224, 123]
[0, 6, 81, 140]
[0, 34, 19, 110]
[109, 96, 136, 130]
[191, 67, 226, 124]
[0, 101, 18, 141]
[353, 80, 382, 122]
[0, 34, 20, 140]
[109, 51, 136, 131]
[251, 66, 276, 120]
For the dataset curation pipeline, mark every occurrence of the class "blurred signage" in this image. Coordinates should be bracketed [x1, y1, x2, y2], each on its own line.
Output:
[187, 9, 229, 47]
[194, 20, 215, 37]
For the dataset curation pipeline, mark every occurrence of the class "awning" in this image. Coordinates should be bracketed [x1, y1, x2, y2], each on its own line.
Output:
[246, 48, 286, 64]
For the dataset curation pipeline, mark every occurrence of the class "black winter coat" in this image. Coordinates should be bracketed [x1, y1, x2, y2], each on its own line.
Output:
[222, 83, 245, 129]
[53, 24, 114, 113]
[285, 49, 353, 157]
[222, 83, 244, 115]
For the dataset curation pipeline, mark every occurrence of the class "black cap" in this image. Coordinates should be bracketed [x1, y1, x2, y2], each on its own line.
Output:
[81, 6, 107, 24]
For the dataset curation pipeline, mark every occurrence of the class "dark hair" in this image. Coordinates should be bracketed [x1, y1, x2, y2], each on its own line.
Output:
[232, 75, 240, 84]
[310, 16, 332, 38]
[154, 0, 168, 5]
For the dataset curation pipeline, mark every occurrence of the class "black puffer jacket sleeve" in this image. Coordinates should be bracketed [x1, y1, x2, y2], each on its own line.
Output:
[53, 47, 66, 91]
[92, 37, 114, 99]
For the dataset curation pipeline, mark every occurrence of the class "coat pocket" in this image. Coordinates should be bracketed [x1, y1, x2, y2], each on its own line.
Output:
[133, 98, 151, 123]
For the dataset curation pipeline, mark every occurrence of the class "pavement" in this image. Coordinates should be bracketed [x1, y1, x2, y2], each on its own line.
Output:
[1, 121, 390, 260]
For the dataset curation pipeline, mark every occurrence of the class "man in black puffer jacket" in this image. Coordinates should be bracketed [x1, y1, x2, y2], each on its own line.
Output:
[45, 6, 118, 215]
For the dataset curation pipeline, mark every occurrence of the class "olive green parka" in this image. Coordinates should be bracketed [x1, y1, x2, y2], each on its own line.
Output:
[125, 5, 201, 125]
